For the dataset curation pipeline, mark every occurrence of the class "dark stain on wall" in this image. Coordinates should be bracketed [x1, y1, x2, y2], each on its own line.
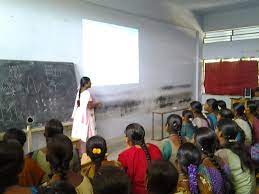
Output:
[155, 92, 192, 109]
[161, 84, 191, 91]
[96, 99, 142, 117]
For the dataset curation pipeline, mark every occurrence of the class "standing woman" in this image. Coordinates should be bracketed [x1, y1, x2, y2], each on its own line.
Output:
[72, 77, 100, 154]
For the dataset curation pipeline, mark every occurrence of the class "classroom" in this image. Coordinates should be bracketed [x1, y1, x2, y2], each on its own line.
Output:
[0, 0, 259, 194]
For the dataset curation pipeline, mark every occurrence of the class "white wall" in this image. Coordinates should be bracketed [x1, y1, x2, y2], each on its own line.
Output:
[203, 5, 259, 31]
[0, 0, 197, 148]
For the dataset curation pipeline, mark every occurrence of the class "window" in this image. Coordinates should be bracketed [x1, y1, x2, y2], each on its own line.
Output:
[204, 26, 259, 44]
[82, 19, 139, 86]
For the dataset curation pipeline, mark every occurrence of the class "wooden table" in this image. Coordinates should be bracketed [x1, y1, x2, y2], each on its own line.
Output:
[152, 107, 187, 140]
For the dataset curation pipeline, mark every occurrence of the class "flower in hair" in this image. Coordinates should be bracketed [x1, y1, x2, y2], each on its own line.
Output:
[187, 164, 198, 194]
[229, 139, 237, 143]
[92, 148, 102, 154]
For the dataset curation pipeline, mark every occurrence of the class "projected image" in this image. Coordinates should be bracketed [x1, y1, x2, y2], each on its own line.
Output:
[82, 19, 139, 86]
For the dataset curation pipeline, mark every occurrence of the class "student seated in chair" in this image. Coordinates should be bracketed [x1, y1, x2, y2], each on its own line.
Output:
[3, 128, 44, 187]
[32, 119, 81, 182]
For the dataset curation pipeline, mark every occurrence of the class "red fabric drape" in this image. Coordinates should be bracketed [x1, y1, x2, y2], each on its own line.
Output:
[204, 60, 258, 95]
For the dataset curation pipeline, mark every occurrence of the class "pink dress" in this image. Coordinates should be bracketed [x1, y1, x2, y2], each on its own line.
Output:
[71, 90, 96, 142]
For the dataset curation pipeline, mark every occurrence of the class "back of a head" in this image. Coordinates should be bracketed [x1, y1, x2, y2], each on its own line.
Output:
[147, 161, 178, 194]
[206, 98, 218, 112]
[0, 141, 24, 193]
[3, 128, 26, 146]
[233, 103, 245, 116]
[217, 119, 238, 141]
[93, 165, 130, 194]
[177, 143, 201, 194]
[217, 100, 227, 110]
[38, 181, 77, 194]
[182, 110, 194, 121]
[86, 135, 107, 162]
[217, 119, 253, 172]
[247, 102, 256, 115]
[194, 127, 217, 156]
[177, 143, 201, 174]
[190, 101, 202, 113]
[45, 119, 64, 138]
[218, 108, 234, 120]
[46, 134, 73, 178]
[125, 123, 145, 145]
[80, 76, 90, 87]
[166, 114, 182, 135]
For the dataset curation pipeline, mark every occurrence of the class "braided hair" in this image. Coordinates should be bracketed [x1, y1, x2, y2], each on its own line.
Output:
[77, 77, 91, 107]
[194, 127, 233, 194]
[86, 136, 107, 174]
[46, 134, 73, 180]
[217, 119, 254, 172]
[125, 123, 151, 162]
[0, 140, 24, 194]
[166, 114, 183, 144]
[177, 143, 201, 194]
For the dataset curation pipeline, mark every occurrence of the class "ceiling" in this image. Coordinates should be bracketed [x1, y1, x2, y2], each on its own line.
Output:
[169, 0, 259, 14]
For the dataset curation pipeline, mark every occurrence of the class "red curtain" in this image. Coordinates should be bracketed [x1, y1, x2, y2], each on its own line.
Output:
[204, 60, 258, 95]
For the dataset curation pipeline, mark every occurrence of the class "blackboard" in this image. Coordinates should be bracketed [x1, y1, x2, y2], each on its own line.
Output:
[0, 60, 77, 131]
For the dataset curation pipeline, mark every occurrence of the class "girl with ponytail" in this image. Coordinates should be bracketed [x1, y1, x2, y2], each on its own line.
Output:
[71, 77, 101, 155]
[162, 114, 185, 166]
[194, 127, 234, 194]
[46, 134, 93, 194]
[176, 143, 212, 194]
[118, 123, 162, 194]
[85, 135, 120, 180]
[215, 119, 255, 194]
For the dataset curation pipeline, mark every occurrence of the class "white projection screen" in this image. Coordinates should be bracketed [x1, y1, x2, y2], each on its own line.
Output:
[82, 19, 139, 86]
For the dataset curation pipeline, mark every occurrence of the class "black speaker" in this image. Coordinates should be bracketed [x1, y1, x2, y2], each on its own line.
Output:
[244, 88, 252, 99]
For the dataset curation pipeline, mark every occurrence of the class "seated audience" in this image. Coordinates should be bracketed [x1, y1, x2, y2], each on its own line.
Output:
[233, 103, 253, 145]
[181, 110, 196, 142]
[118, 123, 162, 194]
[32, 119, 80, 181]
[147, 161, 178, 194]
[46, 134, 93, 194]
[3, 128, 44, 187]
[162, 114, 185, 166]
[215, 119, 255, 194]
[204, 98, 218, 130]
[176, 143, 212, 194]
[85, 135, 120, 180]
[217, 100, 227, 110]
[93, 166, 130, 194]
[194, 127, 233, 194]
[0, 140, 38, 194]
[190, 101, 209, 128]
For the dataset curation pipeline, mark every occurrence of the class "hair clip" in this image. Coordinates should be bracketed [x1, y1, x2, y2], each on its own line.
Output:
[92, 148, 102, 154]
[228, 139, 237, 143]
